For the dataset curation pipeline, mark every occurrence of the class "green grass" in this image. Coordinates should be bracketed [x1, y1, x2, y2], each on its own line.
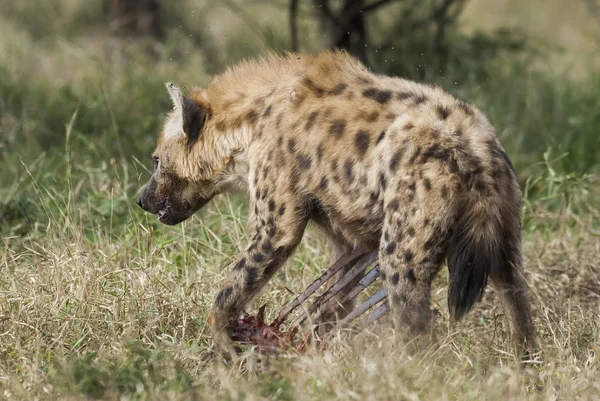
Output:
[1, 1, 599, 400]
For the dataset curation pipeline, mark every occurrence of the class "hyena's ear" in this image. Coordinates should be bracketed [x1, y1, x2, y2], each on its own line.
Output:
[166, 82, 206, 142]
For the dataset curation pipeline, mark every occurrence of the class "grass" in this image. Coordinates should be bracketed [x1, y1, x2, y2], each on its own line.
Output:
[1, 0, 600, 400]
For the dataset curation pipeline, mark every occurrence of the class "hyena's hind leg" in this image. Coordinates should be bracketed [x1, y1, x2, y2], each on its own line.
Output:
[379, 198, 451, 338]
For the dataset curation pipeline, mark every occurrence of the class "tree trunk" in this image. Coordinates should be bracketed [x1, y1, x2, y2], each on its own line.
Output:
[312, 0, 370, 64]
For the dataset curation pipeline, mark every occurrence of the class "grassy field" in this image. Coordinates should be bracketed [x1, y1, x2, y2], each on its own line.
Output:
[1, 1, 599, 400]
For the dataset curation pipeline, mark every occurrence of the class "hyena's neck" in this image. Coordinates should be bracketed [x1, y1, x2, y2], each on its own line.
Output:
[202, 56, 304, 191]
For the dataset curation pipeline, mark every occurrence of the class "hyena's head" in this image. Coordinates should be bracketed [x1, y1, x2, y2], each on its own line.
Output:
[136, 83, 237, 225]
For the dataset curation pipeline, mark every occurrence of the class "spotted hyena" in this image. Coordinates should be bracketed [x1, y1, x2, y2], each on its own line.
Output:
[136, 50, 535, 351]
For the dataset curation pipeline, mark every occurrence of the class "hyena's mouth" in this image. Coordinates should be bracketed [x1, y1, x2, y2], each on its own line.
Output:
[156, 198, 197, 225]
[157, 207, 187, 225]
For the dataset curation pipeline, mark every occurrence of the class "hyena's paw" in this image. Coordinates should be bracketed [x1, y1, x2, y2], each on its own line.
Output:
[209, 311, 243, 361]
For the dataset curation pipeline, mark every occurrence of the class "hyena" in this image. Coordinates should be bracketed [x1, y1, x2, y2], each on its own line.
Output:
[136, 50, 535, 351]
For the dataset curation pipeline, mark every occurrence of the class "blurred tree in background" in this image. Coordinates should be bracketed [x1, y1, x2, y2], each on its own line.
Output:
[304, 0, 468, 66]
[104, 0, 162, 38]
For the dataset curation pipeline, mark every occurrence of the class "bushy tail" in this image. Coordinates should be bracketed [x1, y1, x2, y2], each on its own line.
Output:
[447, 196, 505, 321]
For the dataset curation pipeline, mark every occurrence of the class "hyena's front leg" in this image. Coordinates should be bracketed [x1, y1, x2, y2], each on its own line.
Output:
[209, 194, 308, 350]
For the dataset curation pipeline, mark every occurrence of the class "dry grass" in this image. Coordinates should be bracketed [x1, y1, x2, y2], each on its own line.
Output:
[1, 157, 599, 400]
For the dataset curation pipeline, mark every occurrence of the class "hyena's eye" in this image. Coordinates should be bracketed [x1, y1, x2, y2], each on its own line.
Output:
[153, 156, 159, 172]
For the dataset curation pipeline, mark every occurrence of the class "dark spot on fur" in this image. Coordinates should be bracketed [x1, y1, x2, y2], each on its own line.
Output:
[319, 177, 329, 190]
[423, 178, 431, 191]
[267, 223, 276, 237]
[278, 204, 286, 216]
[405, 269, 416, 283]
[277, 136, 283, 147]
[376, 131, 386, 145]
[254, 205, 259, 215]
[409, 146, 422, 164]
[474, 179, 487, 193]
[288, 138, 296, 153]
[268, 199, 276, 212]
[458, 100, 474, 116]
[303, 77, 325, 97]
[404, 122, 415, 130]
[354, 130, 370, 157]
[407, 227, 415, 237]
[405, 251, 414, 263]
[330, 158, 339, 172]
[261, 240, 273, 252]
[246, 110, 259, 124]
[408, 182, 416, 192]
[344, 159, 354, 182]
[305, 111, 319, 131]
[424, 237, 436, 250]
[413, 94, 428, 105]
[397, 91, 414, 101]
[436, 105, 451, 120]
[215, 286, 233, 309]
[379, 173, 387, 190]
[234, 257, 247, 271]
[366, 111, 379, 122]
[362, 88, 392, 104]
[385, 242, 396, 255]
[358, 76, 373, 85]
[297, 153, 312, 169]
[263, 105, 272, 117]
[391, 272, 400, 285]
[331, 83, 348, 95]
[329, 119, 346, 138]
[384, 231, 390, 241]
[245, 267, 259, 290]
[255, 189, 260, 199]
[421, 144, 451, 165]
[389, 150, 403, 171]
[424, 218, 430, 226]
[441, 185, 448, 199]
[215, 120, 227, 131]
[387, 199, 399, 212]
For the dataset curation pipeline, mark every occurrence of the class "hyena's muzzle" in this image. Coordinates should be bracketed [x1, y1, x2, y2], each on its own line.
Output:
[136, 171, 210, 225]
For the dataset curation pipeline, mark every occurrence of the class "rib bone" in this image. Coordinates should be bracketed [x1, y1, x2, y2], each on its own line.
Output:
[289, 252, 377, 330]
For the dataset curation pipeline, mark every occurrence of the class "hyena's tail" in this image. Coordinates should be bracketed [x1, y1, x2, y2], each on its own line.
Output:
[446, 191, 507, 321]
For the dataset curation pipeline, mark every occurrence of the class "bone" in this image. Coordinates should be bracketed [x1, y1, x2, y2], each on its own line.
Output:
[362, 301, 390, 326]
[339, 287, 388, 326]
[289, 252, 378, 330]
[315, 263, 381, 321]
[273, 251, 366, 327]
